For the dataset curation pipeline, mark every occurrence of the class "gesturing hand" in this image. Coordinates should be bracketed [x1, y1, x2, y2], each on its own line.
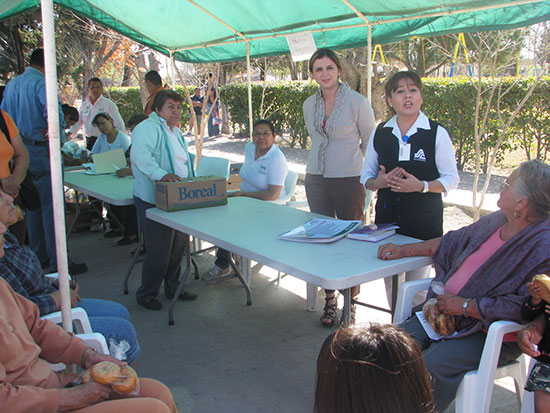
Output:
[387, 169, 423, 193]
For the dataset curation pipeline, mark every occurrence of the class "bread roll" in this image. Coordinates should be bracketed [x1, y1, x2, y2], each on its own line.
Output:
[533, 274, 550, 302]
[90, 361, 138, 393]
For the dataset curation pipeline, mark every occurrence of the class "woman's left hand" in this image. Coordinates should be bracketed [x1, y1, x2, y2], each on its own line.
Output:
[435, 294, 465, 316]
[83, 349, 126, 370]
[387, 169, 423, 193]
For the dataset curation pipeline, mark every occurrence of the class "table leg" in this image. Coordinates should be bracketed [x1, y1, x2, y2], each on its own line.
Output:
[66, 190, 81, 239]
[391, 272, 406, 311]
[168, 235, 192, 326]
[123, 210, 143, 295]
[229, 257, 252, 306]
[342, 288, 351, 326]
[306, 283, 318, 312]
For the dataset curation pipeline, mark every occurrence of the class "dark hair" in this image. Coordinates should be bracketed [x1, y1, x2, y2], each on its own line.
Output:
[87, 77, 103, 88]
[126, 113, 148, 130]
[315, 324, 434, 413]
[145, 70, 162, 86]
[151, 90, 184, 113]
[61, 104, 79, 122]
[29, 48, 44, 68]
[92, 112, 113, 127]
[384, 71, 423, 114]
[253, 119, 275, 136]
[308, 48, 342, 73]
[513, 159, 550, 218]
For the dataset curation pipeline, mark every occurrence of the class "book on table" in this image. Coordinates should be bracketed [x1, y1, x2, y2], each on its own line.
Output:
[278, 218, 361, 243]
[347, 223, 399, 243]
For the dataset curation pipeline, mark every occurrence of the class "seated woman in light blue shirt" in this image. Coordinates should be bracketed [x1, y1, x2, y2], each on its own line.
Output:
[205, 119, 288, 282]
[90, 113, 137, 245]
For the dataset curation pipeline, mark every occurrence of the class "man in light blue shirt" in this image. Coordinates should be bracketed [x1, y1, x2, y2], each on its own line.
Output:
[1, 49, 86, 275]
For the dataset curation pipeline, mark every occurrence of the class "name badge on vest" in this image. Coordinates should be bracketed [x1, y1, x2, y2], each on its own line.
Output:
[399, 143, 411, 161]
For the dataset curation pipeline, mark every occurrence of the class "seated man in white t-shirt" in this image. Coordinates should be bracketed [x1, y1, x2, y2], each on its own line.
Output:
[204, 119, 288, 281]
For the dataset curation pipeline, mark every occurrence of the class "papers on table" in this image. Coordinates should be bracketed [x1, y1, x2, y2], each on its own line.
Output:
[347, 223, 399, 243]
[415, 311, 458, 341]
[278, 218, 361, 243]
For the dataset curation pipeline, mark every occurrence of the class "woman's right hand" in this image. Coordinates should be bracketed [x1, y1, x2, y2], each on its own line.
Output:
[517, 325, 542, 358]
[373, 166, 403, 190]
[57, 382, 113, 411]
[526, 281, 543, 306]
[377, 243, 405, 260]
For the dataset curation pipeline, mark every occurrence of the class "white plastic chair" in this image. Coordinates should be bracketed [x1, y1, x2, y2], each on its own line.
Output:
[195, 156, 230, 179]
[41, 307, 93, 334]
[271, 170, 299, 205]
[394, 278, 528, 413]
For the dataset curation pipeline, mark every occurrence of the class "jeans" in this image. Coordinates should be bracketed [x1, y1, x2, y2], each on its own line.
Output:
[79, 298, 141, 364]
[26, 146, 57, 268]
[134, 196, 187, 301]
[206, 102, 219, 137]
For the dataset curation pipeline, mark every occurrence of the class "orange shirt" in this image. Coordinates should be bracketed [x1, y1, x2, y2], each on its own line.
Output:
[144, 86, 168, 116]
[0, 110, 18, 178]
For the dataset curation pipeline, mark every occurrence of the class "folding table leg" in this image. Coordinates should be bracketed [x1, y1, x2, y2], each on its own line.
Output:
[391, 272, 406, 311]
[306, 283, 318, 312]
[123, 212, 143, 295]
[66, 190, 81, 239]
[230, 258, 252, 306]
[342, 288, 351, 326]
[168, 235, 192, 326]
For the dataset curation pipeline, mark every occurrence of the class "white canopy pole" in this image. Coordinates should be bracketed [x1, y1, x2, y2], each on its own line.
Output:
[367, 25, 372, 103]
[246, 40, 253, 139]
[40, 0, 72, 332]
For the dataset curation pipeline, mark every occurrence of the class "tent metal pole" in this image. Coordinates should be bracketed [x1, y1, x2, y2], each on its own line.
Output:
[246, 40, 253, 139]
[40, 0, 72, 332]
[172, 0, 545, 53]
[367, 25, 372, 103]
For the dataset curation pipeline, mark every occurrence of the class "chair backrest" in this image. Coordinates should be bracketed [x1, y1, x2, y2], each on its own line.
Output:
[195, 156, 230, 179]
[271, 170, 299, 205]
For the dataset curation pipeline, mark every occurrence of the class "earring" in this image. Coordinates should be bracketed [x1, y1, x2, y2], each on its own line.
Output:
[513, 211, 521, 219]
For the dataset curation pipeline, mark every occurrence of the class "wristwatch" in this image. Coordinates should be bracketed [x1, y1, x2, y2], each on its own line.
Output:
[421, 180, 429, 193]
[462, 298, 472, 317]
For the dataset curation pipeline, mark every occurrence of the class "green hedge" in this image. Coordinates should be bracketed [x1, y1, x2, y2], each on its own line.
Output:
[108, 78, 550, 171]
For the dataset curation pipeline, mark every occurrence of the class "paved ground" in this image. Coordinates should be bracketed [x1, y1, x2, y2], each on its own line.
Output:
[66, 135, 523, 412]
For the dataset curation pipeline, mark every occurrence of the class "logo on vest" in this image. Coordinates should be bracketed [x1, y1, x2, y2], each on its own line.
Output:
[413, 149, 426, 162]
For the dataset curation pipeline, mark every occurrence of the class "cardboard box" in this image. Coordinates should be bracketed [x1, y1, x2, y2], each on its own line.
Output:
[155, 175, 227, 212]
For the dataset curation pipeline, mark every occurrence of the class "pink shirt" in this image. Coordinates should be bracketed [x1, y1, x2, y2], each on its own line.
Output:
[444, 226, 505, 295]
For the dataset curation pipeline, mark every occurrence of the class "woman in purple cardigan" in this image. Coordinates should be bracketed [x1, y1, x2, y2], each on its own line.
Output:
[378, 160, 550, 411]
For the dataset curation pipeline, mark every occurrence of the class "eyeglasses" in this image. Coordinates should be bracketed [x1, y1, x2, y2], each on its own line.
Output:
[253, 131, 271, 138]
[500, 180, 512, 191]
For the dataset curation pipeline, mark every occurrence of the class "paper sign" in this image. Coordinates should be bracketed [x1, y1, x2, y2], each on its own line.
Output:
[286, 31, 317, 62]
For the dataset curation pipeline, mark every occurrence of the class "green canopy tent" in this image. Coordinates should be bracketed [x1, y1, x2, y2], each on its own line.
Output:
[1, 0, 548, 328]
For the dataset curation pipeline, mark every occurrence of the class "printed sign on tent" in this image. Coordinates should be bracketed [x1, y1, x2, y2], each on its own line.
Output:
[286, 31, 316, 62]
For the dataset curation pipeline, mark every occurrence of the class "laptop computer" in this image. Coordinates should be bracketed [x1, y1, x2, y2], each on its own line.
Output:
[89, 148, 127, 174]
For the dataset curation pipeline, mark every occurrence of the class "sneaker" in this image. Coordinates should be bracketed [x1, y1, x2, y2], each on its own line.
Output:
[202, 265, 232, 283]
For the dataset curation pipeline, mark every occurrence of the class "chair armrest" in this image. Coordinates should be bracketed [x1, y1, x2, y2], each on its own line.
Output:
[41, 307, 93, 334]
[77, 332, 109, 355]
[393, 278, 433, 323]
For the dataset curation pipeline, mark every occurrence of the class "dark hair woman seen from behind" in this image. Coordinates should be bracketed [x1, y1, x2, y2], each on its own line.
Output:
[315, 324, 434, 413]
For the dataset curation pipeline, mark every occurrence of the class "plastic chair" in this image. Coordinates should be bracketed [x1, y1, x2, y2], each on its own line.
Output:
[50, 332, 109, 372]
[271, 170, 299, 205]
[195, 156, 230, 179]
[394, 278, 528, 413]
[41, 307, 93, 334]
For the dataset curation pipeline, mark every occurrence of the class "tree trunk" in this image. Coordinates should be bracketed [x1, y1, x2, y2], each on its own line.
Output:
[121, 64, 133, 86]
[135, 52, 148, 109]
[11, 25, 25, 75]
[301, 61, 309, 80]
[285, 55, 298, 80]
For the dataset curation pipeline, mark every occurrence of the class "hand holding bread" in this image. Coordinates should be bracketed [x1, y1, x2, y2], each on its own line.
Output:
[422, 298, 455, 336]
[81, 361, 138, 394]
[531, 274, 550, 303]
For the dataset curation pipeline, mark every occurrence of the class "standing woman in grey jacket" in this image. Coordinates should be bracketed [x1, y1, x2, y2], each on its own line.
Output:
[303, 48, 375, 327]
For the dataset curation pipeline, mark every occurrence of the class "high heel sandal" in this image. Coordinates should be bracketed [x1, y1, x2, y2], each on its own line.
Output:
[320, 293, 338, 328]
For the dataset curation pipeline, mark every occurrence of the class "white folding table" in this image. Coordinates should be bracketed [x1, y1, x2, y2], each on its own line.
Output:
[146, 197, 432, 325]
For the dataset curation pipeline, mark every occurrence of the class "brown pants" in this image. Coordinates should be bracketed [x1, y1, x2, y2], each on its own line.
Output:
[71, 378, 176, 413]
[305, 174, 364, 298]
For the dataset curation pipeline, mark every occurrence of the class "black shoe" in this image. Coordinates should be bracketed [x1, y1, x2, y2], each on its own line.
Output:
[104, 229, 122, 238]
[137, 297, 163, 310]
[165, 290, 198, 301]
[69, 262, 88, 275]
[117, 236, 138, 246]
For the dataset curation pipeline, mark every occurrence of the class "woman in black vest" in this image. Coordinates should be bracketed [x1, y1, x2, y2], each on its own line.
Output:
[360, 71, 459, 304]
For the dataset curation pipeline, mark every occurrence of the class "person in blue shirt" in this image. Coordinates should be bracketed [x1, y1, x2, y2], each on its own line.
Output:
[130, 90, 197, 310]
[1, 49, 86, 275]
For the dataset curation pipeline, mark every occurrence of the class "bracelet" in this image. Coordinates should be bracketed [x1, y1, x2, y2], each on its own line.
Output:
[81, 347, 97, 367]
[462, 298, 472, 317]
